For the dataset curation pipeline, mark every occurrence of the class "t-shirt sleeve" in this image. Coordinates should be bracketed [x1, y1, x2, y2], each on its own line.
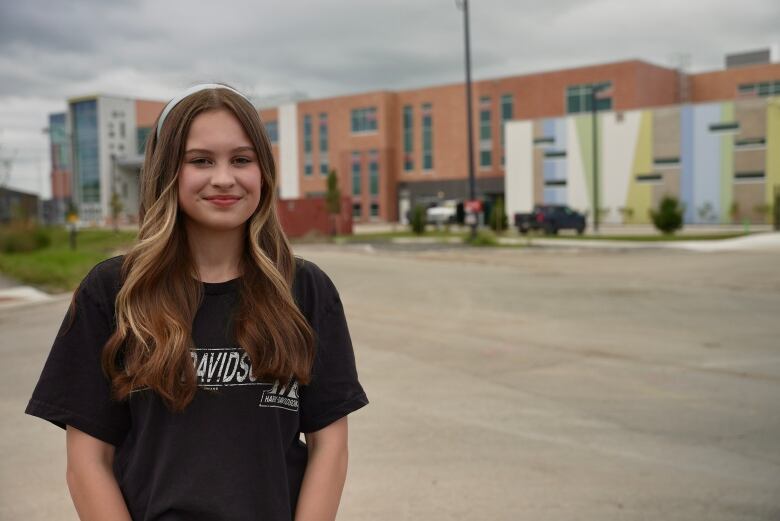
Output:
[298, 268, 369, 434]
[24, 270, 130, 447]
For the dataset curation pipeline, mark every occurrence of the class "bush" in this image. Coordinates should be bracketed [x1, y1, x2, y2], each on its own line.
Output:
[489, 196, 509, 233]
[0, 226, 52, 253]
[649, 195, 684, 235]
[774, 190, 780, 231]
[410, 204, 426, 235]
[464, 229, 499, 246]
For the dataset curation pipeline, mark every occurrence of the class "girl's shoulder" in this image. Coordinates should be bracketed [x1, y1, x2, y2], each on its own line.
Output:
[76, 254, 125, 306]
[293, 256, 342, 317]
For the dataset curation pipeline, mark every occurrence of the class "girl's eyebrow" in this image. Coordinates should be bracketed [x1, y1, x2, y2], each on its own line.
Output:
[185, 146, 256, 155]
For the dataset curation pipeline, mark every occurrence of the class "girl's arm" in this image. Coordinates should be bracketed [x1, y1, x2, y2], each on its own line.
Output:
[65, 426, 133, 521]
[295, 416, 350, 521]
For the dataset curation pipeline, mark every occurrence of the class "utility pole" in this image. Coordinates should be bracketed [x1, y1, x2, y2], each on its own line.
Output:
[456, 0, 477, 240]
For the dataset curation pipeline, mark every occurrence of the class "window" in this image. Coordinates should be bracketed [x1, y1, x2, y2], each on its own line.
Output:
[351, 107, 378, 133]
[734, 171, 765, 182]
[636, 174, 662, 184]
[320, 155, 329, 176]
[566, 81, 612, 114]
[500, 94, 513, 165]
[303, 115, 312, 176]
[353, 202, 362, 219]
[479, 96, 492, 168]
[303, 115, 312, 153]
[653, 157, 680, 168]
[403, 105, 413, 171]
[319, 113, 328, 152]
[480, 150, 492, 167]
[137, 127, 151, 155]
[370, 202, 379, 218]
[735, 137, 766, 149]
[708, 122, 740, 133]
[351, 152, 362, 195]
[369, 149, 379, 195]
[319, 113, 328, 175]
[72, 99, 100, 203]
[421, 103, 433, 170]
[265, 121, 278, 144]
[738, 82, 780, 97]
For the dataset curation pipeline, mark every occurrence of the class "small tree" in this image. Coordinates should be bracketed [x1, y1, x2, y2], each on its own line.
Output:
[753, 203, 771, 225]
[618, 206, 634, 223]
[110, 191, 124, 232]
[650, 195, 684, 235]
[410, 204, 426, 235]
[325, 169, 342, 236]
[729, 201, 740, 224]
[774, 186, 780, 231]
[488, 196, 508, 233]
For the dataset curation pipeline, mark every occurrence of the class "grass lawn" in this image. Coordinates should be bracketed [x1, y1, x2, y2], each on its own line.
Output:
[335, 228, 756, 243]
[514, 231, 755, 241]
[0, 227, 137, 293]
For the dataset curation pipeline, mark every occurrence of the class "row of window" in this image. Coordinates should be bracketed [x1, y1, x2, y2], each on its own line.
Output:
[738, 81, 780, 97]
[353, 202, 380, 219]
[566, 81, 613, 114]
[351, 150, 380, 196]
[401, 103, 435, 171]
[270, 85, 618, 175]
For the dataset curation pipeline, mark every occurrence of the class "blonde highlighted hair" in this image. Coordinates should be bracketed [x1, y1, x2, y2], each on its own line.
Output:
[94, 85, 315, 411]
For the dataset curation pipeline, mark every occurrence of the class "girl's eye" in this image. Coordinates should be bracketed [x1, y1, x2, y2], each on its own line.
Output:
[190, 158, 211, 165]
[233, 157, 253, 165]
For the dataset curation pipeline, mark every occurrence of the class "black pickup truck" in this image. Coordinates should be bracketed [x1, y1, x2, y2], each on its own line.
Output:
[514, 204, 587, 235]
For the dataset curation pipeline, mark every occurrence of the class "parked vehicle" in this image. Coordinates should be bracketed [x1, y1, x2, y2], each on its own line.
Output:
[514, 204, 586, 235]
[426, 200, 458, 225]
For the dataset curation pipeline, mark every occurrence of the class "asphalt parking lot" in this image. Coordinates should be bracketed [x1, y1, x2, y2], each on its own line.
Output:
[2, 243, 779, 520]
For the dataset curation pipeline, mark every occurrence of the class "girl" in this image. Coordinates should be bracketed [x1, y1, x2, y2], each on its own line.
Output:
[25, 83, 369, 521]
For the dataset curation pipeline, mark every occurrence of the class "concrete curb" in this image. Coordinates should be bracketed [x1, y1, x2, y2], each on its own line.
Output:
[0, 287, 70, 311]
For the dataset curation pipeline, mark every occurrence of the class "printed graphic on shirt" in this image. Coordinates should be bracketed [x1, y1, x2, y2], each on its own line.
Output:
[259, 379, 300, 411]
[190, 347, 299, 411]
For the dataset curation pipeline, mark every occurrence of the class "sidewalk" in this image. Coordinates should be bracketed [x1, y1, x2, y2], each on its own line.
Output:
[0, 273, 62, 310]
[498, 232, 780, 252]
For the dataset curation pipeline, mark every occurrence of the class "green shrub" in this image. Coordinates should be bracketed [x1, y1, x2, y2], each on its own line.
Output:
[410, 204, 426, 235]
[489, 196, 509, 233]
[0, 227, 51, 253]
[649, 195, 684, 235]
[465, 228, 498, 246]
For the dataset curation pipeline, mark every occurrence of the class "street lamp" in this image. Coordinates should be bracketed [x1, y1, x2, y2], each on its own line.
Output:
[455, 0, 477, 240]
[590, 82, 611, 234]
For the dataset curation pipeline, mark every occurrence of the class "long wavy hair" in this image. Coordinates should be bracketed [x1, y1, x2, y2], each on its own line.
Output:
[95, 85, 315, 411]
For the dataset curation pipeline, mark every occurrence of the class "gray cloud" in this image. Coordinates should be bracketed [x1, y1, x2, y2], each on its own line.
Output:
[1, 0, 778, 196]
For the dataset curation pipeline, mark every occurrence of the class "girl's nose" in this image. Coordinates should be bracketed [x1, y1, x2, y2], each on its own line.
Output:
[210, 162, 235, 187]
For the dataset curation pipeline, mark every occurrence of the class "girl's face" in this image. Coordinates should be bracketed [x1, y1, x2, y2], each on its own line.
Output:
[177, 108, 262, 234]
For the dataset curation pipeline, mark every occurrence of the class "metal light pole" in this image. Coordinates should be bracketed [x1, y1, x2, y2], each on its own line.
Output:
[456, 0, 477, 240]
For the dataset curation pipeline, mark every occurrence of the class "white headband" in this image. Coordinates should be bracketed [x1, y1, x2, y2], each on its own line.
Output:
[156, 83, 251, 139]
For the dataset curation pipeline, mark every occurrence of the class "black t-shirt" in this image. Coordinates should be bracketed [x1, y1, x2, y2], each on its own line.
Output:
[25, 254, 369, 521]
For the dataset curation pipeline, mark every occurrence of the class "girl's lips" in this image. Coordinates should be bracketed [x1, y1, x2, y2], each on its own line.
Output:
[206, 196, 240, 207]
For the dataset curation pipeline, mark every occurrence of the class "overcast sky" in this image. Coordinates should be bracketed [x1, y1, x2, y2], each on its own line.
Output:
[1, 0, 778, 198]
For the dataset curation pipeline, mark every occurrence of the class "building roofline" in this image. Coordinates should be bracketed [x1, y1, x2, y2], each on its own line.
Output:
[66, 93, 141, 104]
[689, 61, 780, 76]
[394, 58, 676, 94]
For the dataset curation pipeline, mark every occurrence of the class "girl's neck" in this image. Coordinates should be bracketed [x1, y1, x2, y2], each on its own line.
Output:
[185, 220, 245, 283]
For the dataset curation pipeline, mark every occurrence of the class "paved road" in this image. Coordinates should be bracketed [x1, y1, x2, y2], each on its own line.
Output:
[2, 244, 779, 520]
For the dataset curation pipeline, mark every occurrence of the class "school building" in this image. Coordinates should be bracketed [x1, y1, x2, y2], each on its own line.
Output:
[48, 48, 780, 227]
